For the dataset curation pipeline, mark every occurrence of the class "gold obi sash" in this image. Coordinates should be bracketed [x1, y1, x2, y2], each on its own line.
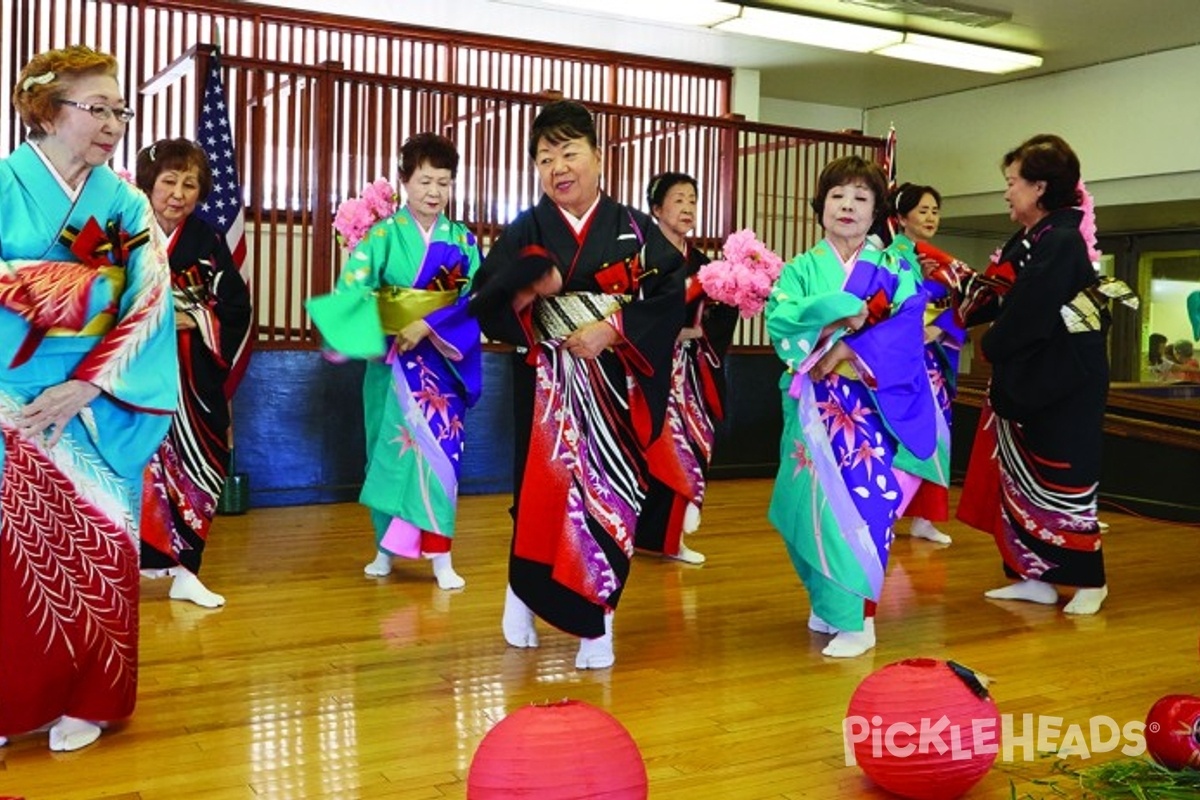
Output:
[532, 291, 626, 343]
[377, 286, 459, 334]
[46, 265, 125, 338]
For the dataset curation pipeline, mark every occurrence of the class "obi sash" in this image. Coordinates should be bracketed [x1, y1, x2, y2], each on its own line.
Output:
[377, 286, 458, 334]
[532, 291, 626, 343]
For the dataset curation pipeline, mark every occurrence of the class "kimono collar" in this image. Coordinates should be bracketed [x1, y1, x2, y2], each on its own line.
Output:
[557, 192, 601, 235]
[29, 140, 85, 201]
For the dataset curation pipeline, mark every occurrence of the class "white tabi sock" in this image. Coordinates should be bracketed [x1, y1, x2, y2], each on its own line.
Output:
[364, 550, 392, 577]
[984, 579, 1058, 605]
[575, 613, 615, 670]
[48, 716, 102, 752]
[428, 553, 465, 590]
[910, 517, 952, 544]
[169, 567, 226, 608]
[821, 618, 875, 658]
[502, 584, 538, 648]
[1064, 585, 1108, 615]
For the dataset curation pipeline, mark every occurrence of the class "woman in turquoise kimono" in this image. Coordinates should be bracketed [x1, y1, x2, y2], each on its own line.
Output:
[0, 46, 176, 751]
[884, 182, 961, 545]
[308, 133, 481, 590]
[766, 156, 935, 658]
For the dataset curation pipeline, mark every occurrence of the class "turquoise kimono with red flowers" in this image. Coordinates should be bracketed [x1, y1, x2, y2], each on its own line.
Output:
[0, 143, 176, 736]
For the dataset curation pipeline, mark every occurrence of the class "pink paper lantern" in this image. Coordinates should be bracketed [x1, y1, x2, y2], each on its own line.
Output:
[468, 699, 648, 799]
[846, 658, 1000, 800]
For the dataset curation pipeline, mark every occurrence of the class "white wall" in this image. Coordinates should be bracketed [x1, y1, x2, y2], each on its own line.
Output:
[863, 45, 1200, 220]
[759, 97, 863, 133]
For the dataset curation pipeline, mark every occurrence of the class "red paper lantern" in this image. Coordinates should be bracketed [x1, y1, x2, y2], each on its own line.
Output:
[1145, 694, 1200, 771]
[845, 658, 1000, 800]
[468, 699, 648, 799]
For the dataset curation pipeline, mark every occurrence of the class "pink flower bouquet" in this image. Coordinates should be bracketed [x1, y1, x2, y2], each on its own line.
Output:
[334, 177, 399, 250]
[697, 229, 784, 318]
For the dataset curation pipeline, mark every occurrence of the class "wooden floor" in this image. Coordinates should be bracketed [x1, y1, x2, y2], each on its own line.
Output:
[1, 479, 1196, 799]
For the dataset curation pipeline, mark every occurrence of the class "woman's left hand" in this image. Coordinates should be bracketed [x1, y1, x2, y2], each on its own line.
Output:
[395, 320, 431, 353]
[564, 321, 619, 359]
[809, 340, 854, 382]
[18, 380, 102, 447]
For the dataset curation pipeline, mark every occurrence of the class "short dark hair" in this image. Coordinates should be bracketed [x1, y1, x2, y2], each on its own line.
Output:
[135, 137, 213, 199]
[889, 182, 941, 219]
[811, 155, 888, 220]
[1003, 134, 1081, 212]
[528, 100, 597, 159]
[399, 132, 459, 181]
[646, 171, 697, 210]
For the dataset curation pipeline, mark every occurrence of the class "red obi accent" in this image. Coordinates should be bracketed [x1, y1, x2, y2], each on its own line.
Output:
[593, 254, 642, 295]
[68, 217, 115, 268]
[983, 259, 1017, 288]
[865, 288, 892, 327]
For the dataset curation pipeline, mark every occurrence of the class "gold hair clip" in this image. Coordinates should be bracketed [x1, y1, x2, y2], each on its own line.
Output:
[21, 71, 55, 92]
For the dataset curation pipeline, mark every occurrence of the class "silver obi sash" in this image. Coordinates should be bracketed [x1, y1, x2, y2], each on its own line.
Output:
[532, 291, 627, 343]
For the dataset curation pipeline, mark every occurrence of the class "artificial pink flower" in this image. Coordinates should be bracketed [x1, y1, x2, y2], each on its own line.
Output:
[697, 229, 784, 318]
[334, 178, 399, 250]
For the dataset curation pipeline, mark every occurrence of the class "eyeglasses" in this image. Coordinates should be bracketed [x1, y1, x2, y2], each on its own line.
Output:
[56, 98, 135, 124]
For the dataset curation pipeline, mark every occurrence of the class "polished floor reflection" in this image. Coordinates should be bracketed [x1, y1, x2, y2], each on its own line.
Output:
[1, 480, 1195, 799]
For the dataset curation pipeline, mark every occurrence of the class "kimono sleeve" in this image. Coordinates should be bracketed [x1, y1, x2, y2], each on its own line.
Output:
[424, 225, 484, 406]
[210, 233, 253, 368]
[469, 212, 542, 346]
[982, 229, 1091, 364]
[306, 221, 390, 359]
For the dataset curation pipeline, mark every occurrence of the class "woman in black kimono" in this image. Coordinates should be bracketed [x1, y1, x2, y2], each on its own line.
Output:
[136, 138, 252, 608]
[470, 101, 685, 669]
[634, 172, 737, 565]
[928, 134, 1121, 616]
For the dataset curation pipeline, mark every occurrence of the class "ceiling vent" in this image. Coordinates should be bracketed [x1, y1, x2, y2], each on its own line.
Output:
[838, 0, 1011, 28]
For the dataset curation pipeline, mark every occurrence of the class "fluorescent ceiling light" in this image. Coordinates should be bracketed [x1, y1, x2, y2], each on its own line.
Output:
[715, 6, 904, 52]
[538, 0, 739, 27]
[875, 32, 1043, 73]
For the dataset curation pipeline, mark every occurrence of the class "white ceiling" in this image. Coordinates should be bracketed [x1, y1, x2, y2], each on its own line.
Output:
[250, 0, 1200, 109]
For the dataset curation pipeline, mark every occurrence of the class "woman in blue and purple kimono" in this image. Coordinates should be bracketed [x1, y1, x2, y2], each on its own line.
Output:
[885, 183, 963, 545]
[308, 133, 481, 590]
[766, 155, 936, 658]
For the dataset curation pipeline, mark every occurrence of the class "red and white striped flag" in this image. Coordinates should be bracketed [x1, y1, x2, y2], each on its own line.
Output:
[195, 50, 251, 395]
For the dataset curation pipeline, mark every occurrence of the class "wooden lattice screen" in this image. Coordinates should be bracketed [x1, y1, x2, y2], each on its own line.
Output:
[0, 0, 884, 348]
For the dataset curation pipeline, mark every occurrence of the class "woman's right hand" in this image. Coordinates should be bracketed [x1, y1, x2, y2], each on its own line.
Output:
[511, 267, 563, 311]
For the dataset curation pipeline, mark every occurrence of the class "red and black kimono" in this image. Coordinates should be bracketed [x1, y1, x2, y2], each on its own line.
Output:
[939, 208, 1110, 588]
[635, 244, 738, 556]
[473, 194, 685, 637]
[140, 214, 252, 576]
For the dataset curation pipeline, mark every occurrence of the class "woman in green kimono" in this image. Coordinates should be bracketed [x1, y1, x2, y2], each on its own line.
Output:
[308, 133, 481, 590]
[766, 156, 935, 658]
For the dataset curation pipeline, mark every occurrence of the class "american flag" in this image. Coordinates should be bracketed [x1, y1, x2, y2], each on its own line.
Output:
[196, 51, 246, 267]
[196, 50, 251, 395]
